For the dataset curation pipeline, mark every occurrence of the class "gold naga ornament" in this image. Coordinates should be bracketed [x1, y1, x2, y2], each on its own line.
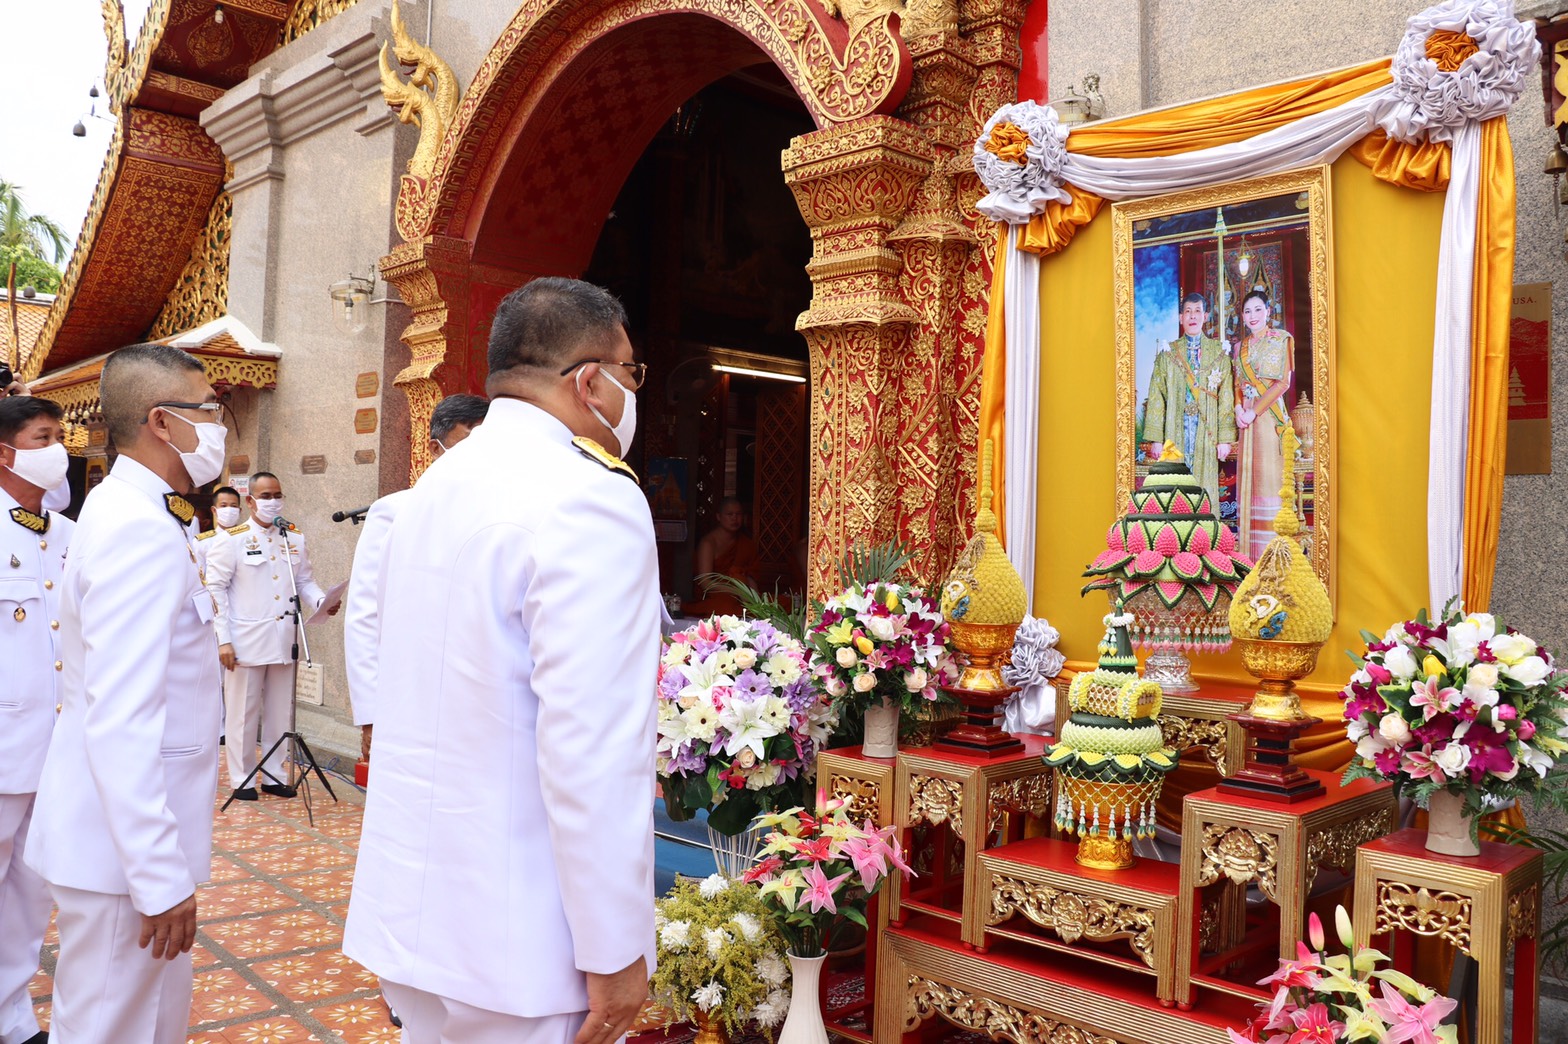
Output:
[934, 440, 1029, 757]
[1220, 426, 1334, 802]
[379, 1, 461, 240]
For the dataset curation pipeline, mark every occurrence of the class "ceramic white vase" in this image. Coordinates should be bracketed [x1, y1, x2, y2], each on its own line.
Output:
[1425, 790, 1480, 857]
[862, 698, 900, 759]
[776, 953, 828, 1044]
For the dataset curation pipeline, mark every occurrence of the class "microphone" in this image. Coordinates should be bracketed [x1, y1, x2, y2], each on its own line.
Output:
[272, 514, 295, 532]
[332, 505, 372, 523]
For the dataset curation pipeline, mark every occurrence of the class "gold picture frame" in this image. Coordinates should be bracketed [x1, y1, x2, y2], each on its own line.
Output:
[1113, 165, 1333, 599]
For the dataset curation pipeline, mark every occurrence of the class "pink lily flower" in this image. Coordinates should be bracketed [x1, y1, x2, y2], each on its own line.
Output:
[1258, 942, 1319, 991]
[840, 835, 888, 890]
[1401, 747, 1447, 784]
[1409, 678, 1460, 721]
[799, 864, 852, 914]
[1368, 980, 1457, 1044]
[864, 821, 914, 878]
[1284, 1002, 1343, 1044]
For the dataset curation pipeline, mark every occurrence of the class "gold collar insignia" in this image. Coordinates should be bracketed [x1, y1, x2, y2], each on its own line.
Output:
[164, 493, 195, 525]
[8, 507, 48, 533]
[572, 436, 638, 482]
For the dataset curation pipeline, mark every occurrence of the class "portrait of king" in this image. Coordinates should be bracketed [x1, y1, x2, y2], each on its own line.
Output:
[1141, 292, 1236, 509]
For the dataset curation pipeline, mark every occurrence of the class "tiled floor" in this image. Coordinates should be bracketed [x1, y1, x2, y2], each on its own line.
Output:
[29, 761, 394, 1043]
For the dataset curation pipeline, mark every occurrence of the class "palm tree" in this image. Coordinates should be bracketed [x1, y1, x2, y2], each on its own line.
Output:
[0, 181, 70, 265]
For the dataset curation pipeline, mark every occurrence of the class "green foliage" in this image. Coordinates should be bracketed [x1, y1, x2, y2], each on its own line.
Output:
[0, 182, 70, 265]
[694, 573, 807, 642]
[833, 539, 914, 590]
[0, 245, 61, 295]
[650, 877, 790, 1037]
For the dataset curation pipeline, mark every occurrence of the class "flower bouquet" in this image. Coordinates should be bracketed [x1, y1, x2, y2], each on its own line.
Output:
[742, 799, 913, 1044]
[1228, 907, 1456, 1044]
[1341, 606, 1568, 855]
[806, 581, 959, 757]
[658, 615, 838, 857]
[651, 874, 791, 1042]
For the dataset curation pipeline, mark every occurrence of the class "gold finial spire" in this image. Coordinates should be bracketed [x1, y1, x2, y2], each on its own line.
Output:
[1274, 426, 1301, 539]
[976, 438, 998, 535]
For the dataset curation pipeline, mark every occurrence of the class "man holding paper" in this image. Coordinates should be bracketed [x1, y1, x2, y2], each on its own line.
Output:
[204, 471, 339, 801]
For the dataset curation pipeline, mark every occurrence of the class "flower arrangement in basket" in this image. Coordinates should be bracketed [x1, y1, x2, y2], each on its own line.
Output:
[657, 615, 838, 840]
[806, 581, 959, 757]
[1341, 605, 1568, 855]
[651, 874, 791, 1041]
[1228, 907, 1456, 1044]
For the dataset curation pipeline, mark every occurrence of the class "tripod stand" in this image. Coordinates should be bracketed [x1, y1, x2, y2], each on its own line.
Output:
[222, 517, 338, 825]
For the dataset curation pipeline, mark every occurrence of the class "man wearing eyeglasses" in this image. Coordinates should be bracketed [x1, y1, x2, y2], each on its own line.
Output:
[204, 471, 333, 801]
[345, 278, 658, 1042]
[25, 343, 225, 1043]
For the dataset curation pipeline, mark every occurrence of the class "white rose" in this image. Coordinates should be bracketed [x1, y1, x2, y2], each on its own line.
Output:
[733, 648, 758, 670]
[864, 616, 898, 642]
[1465, 663, 1500, 691]
[1432, 742, 1472, 777]
[904, 668, 929, 692]
[1345, 718, 1371, 743]
[1378, 713, 1412, 746]
[852, 672, 878, 693]
[824, 674, 847, 698]
[1503, 655, 1551, 688]
[1466, 613, 1497, 641]
[1383, 645, 1419, 681]
[1350, 669, 1373, 687]
[1490, 633, 1537, 666]
[836, 647, 858, 668]
[736, 748, 757, 769]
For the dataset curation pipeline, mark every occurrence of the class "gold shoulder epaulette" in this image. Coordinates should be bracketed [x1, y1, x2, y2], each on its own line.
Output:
[196, 529, 217, 541]
[571, 436, 638, 482]
[225, 522, 249, 536]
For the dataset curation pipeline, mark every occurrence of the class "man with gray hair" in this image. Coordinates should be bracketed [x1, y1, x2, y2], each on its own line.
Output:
[344, 392, 490, 765]
[346, 278, 657, 1042]
[25, 343, 225, 1043]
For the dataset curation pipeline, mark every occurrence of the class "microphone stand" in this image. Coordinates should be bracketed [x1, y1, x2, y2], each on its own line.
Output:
[222, 516, 338, 824]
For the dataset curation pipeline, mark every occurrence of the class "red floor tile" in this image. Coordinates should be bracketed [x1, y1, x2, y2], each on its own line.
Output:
[280, 868, 354, 903]
[216, 1017, 321, 1043]
[189, 970, 275, 1022]
[308, 999, 397, 1037]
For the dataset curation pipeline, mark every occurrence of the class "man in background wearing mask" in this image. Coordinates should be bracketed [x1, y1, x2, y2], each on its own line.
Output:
[0, 396, 73, 1044]
[345, 278, 656, 1041]
[195, 485, 242, 575]
[344, 393, 488, 767]
[205, 472, 333, 801]
[25, 343, 225, 1043]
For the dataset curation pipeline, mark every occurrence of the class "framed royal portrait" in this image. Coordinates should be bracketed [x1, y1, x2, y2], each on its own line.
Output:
[1113, 165, 1333, 595]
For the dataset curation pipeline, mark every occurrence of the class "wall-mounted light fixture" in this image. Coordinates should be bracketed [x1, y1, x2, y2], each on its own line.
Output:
[329, 273, 376, 334]
[712, 363, 806, 384]
[707, 347, 808, 384]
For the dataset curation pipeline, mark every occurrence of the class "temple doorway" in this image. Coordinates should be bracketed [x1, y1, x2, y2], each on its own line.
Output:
[581, 67, 816, 608]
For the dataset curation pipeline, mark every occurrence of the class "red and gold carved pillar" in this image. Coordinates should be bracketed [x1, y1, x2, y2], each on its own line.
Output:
[784, 116, 934, 602]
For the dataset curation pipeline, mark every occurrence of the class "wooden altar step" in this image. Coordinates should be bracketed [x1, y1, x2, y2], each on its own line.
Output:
[877, 915, 1254, 1044]
[976, 837, 1181, 1004]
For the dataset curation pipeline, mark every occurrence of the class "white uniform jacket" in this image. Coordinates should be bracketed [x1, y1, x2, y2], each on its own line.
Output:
[0, 488, 74, 794]
[343, 487, 411, 727]
[205, 518, 327, 666]
[25, 457, 221, 916]
[193, 528, 220, 578]
[343, 399, 659, 1017]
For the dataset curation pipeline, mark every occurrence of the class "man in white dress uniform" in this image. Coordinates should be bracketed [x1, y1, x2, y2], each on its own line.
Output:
[194, 484, 242, 575]
[344, 393, 488, 765]
[344, 278, 658, 1044]
[25, 343, 225, 1043]
[206, 471, 331, 800]
[0, 396, 74, 1044]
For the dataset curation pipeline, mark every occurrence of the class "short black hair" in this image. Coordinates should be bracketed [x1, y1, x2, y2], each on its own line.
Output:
[213, 485, 241, 501]
[487, 277, 628, 378]
[1181, 292, 1209, 311]
[100, 342, 205, 444]
[430, 394, 490, 443]
[1242, 289, 1271, 309]
[0, 396, 64, 443]
[250, 471, 279, 487]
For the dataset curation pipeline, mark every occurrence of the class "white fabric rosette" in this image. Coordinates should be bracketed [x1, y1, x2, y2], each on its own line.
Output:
[973, 101, 1073, 224]
[1380, 0, 1539, 143]
[1001, 614, 1065, 735]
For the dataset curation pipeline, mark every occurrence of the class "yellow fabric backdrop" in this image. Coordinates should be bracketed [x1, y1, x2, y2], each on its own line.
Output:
[1032, 154, 1446, 782]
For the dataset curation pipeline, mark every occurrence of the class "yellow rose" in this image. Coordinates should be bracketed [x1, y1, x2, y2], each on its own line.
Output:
[1422, 655, 1447, 680]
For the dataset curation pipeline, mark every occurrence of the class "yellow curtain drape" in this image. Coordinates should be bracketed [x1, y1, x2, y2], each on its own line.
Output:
[1463, 117, 1514, 612]
[1016, 184, 1105, 257]
[979, 230, 1009, 542]
[1348, 129, 1452, 190]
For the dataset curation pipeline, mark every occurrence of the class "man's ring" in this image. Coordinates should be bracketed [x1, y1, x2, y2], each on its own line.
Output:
[603, 1023, 615, 1031]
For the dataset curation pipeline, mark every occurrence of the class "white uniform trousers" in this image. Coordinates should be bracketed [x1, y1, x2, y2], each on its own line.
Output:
[49, 885, 193, 1044]
[224, 662, 296, 785]
[0, 794, 49, 1044]
[380, 981, 586, 1044]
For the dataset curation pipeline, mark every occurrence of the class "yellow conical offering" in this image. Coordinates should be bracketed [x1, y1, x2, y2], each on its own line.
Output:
[940, 440, 1027, 691]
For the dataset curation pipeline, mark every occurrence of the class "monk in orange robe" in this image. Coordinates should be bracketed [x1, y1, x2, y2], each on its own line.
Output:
[682, 498, 758, 617]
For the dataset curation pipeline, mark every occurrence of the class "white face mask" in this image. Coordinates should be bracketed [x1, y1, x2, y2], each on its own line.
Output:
[161, 409, 228, 487]
[579, 368, 637, 457]
[250, 496, 285, 526]
[3, 442, 69, 493]
[214, 505, 241, 528]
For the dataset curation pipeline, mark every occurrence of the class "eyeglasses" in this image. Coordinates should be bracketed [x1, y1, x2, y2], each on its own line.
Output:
[152, 401, 223, 414]
[253, 493, 285, 501]
[558, 359, 648, 391]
